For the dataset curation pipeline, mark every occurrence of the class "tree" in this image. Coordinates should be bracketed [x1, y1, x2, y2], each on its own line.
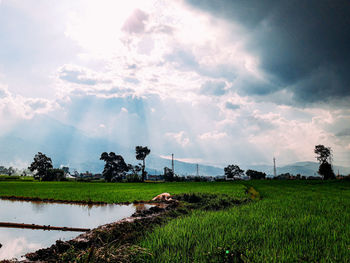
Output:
[224, 164, 244, 179]
[318, 162, 335, 180]
[135, 146, 151, 182]
[100, 152, 129, 182]
[44, 168, 65, 181]
[125, 164, 142, 182]
[164, 166, 174, 182]
[28, 152, 53, 181]
[314, 145, 332, 164]
[246, 169, 266, 180]
[314, 145, 335, 179]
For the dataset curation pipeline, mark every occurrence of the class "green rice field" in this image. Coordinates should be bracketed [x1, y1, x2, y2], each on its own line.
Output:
[0, 181, 246, 203]
[139, 180, 350, 262]
[0, 180, 349, 262]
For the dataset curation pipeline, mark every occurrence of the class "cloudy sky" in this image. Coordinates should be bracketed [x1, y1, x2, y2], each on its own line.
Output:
[0, 0, 349, 168]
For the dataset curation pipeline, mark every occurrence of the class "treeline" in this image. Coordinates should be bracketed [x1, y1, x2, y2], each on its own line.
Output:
[11, 144, 347, 182]
[224, 145, 342, 180]
[26, 146, 153, 182]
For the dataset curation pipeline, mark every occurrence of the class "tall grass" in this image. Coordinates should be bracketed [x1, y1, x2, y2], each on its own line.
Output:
[139, 180, 350, 262]
[0, 181, 246, 203]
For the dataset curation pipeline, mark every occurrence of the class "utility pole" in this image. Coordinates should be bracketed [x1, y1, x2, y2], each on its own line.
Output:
[172, 154, 174, 175]
[273, 157, 277, 177]
[196, 164, 199, 176]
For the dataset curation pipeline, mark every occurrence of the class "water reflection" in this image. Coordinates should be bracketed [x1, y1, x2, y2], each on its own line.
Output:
[0, 199, 151, 260]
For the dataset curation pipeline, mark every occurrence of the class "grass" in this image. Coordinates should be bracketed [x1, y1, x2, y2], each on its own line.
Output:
[138, 180, 350, 262]
[0, 181, 247, 203]
[0, 175, 34, 181]
[1, 180, 349, 262]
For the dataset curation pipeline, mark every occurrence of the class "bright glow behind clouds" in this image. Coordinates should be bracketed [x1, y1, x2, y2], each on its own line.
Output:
[0, 0, 349, 168]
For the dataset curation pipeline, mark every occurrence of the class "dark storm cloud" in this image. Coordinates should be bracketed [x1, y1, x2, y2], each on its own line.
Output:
[186, 0, 350, 103]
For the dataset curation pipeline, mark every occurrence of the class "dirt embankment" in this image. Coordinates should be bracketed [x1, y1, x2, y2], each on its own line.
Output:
[25, 200, 180, 263]
[1, 192, 251, 263]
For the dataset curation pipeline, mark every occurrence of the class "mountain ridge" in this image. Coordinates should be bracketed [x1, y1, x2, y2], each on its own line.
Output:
[1, 116, 349, 176]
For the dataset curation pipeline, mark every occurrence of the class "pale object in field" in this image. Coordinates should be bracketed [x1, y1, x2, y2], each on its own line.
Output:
[152, 193, 172, 201]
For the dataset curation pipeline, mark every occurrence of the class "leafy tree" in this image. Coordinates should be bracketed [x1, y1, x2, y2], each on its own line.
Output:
[135, 146, 151, 182]
[314, 145, 335, 179]
[100, 152, 129, 182]
[44, 168, 65, 181]
[314, 145, 332, 163]
[164, 166, 174, 182]
[224, 164, 244, 179]
[29, 152, 53, 181]
[246, 169, 266, 180]
[318, 162, 335, 180]
[126, 164, 142, 182]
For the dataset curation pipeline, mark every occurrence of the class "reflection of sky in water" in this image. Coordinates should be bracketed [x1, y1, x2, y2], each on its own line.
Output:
[0, 200, 145, 260]
[0, 228, 75, 261]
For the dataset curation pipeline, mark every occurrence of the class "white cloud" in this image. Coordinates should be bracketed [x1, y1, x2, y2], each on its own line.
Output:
[165, 131, 190, 147]
[0, 0, 349, 167]
[199, 131, 227, 140]
[58, 64, 111, 86]
[122, 9, 149, 34]
[0, 85, 57, 120]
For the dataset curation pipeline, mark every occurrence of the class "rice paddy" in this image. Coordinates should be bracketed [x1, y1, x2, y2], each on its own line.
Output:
[138, 180, 350, 262]
[0, 180, 349, 262]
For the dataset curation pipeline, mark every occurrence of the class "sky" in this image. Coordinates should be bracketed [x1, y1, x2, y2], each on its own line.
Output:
[0, 0, 349, 168]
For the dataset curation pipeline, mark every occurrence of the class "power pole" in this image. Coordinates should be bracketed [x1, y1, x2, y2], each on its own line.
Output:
[196, 164, 199, 176]
[273, 157, 277, 177]
[171, 154, 174, 175]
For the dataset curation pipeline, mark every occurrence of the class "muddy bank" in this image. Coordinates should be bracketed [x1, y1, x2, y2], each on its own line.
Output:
[1, 193, 249, 262]
[24, 200, 180, 262]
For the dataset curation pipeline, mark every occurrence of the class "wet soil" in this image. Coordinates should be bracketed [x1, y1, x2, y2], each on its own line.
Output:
[0, 192, 250, 263]
[24, 200, 180, 262]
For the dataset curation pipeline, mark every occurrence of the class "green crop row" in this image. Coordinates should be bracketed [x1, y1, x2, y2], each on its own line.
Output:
[138, 180, 350, 262]
[0, 181, 246, 203]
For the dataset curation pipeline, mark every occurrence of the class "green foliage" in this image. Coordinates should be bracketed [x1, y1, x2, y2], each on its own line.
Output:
[318, 161, 336, 180]
[139, 180, 350, 262]
[0, 175, 21, 181]
[246, 169, 266, 179]
[100, 152, 129, 182]
[2, 180, 349, 262]
[0, 181, 246, 203]
[135, 146, 151, 182]
[314, 145, 335, 179]
[28, 152, 53, 180]
[224, 164, 244, 179]
[314, 144, 332, 164]
[163, 167, 174, 182]
[43, 168, 65, 181]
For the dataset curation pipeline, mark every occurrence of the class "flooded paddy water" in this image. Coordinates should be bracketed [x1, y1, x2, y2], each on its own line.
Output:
[0, 198, 152, 260]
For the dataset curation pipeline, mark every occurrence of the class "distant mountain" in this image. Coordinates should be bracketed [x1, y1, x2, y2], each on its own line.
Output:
[0, 116, 223, 175]
[146, 155, 223, 176]
[0, 116, 349, 177]
[0, 116, 130, 172]
[242, 162, 350, 177]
